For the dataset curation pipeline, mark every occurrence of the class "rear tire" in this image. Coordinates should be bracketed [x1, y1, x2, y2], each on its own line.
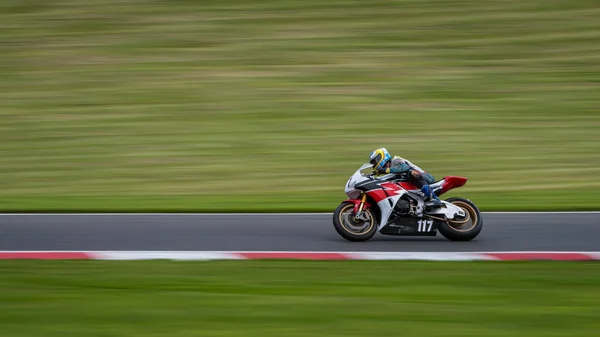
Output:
[332, 202, 379, 242]
[437, 197, 483, 242]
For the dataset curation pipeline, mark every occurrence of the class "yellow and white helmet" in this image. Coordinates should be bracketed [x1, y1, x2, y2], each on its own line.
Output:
[369, 147, 392, 171]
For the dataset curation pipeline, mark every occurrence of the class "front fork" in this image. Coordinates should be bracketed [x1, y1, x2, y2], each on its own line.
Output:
[354, 194, 369, 221]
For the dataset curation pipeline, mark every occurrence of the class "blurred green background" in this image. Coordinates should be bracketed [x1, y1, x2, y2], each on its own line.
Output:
[1, 0, 599, 212]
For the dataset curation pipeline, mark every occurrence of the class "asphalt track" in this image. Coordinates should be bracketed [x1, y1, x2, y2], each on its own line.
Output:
[1, 212, 599, 252]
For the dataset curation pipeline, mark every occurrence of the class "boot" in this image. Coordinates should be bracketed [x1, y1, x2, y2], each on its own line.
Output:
[421, 185, 442, 208]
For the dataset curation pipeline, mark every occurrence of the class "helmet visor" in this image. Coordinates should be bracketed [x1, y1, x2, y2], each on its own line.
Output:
[370, 153, 383, 167]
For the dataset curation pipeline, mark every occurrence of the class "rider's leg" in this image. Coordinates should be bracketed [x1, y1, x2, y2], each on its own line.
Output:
[413, 171, 442, 206]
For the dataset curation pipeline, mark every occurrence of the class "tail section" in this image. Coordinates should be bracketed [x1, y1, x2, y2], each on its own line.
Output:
[433, 176, 468, 196]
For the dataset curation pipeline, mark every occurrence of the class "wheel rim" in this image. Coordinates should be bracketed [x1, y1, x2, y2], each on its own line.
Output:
[447, 201, 478, 232]
[338, 204, 374, 235]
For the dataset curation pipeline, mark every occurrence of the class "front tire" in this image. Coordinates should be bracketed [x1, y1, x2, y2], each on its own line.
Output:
[332, 202, 379, 242]
[437, 197, 483, 242]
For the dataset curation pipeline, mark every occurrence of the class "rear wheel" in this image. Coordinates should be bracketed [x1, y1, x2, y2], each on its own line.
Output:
[437, 197, 483, 241]
[332, 202, 378, 242]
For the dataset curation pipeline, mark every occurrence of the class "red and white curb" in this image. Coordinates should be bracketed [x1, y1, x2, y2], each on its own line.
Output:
[0, 251, 600, 261]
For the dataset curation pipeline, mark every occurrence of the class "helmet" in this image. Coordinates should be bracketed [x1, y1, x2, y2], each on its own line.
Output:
[369, 147, 391, 171]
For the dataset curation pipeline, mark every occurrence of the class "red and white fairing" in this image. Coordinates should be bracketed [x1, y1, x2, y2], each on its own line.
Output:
[344, 163, 468, 230]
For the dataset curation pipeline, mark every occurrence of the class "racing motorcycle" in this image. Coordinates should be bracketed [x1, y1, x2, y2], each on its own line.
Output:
[333, 163, 483, 242]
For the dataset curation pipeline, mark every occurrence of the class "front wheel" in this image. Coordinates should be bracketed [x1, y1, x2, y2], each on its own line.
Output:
[332, 202, 379, 242]
[437, 197, 483, 242]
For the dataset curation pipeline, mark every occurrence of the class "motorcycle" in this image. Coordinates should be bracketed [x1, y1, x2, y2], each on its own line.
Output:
[333, 163, 483, 242]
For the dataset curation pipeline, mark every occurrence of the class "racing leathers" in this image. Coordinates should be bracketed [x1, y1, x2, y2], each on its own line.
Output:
[375, 156, 442, 207]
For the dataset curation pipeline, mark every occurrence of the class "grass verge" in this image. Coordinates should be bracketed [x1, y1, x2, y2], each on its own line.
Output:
[2, 0, 600, 211]
[1, 260, 600, 336]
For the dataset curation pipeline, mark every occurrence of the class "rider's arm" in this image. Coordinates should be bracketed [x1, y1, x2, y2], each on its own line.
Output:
[384, 160, 412, 174]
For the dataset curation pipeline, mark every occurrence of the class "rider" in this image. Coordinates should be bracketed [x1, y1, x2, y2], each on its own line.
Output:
[369, 147, 442, 208]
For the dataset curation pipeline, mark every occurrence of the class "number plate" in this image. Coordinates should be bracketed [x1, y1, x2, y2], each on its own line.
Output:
[379, 217, 439, 236]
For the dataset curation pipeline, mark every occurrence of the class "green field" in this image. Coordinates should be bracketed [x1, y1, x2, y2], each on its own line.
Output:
[1, 0, 599, 212]
[0, 260, 599, 336]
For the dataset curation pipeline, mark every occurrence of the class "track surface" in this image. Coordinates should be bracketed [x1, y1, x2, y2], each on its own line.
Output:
[1, 213, 599, 252]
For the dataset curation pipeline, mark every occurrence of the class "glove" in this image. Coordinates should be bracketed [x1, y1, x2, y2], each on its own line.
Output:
[373, 168, 391, 175]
